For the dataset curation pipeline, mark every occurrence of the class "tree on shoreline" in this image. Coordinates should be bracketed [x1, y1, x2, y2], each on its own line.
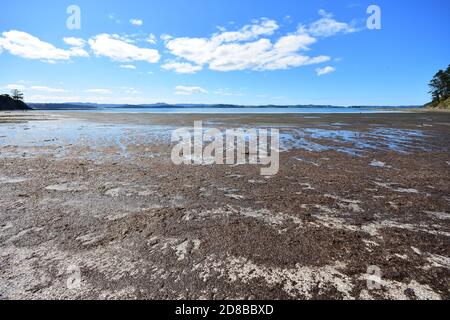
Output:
[11, 89, 24, 101]
[428, 65, 450, 106]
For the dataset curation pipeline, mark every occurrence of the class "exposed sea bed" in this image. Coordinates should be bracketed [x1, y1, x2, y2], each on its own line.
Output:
[0, 118, 437, 159]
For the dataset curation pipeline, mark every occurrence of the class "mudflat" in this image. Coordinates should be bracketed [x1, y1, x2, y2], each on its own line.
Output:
[0, 111, 449, 299]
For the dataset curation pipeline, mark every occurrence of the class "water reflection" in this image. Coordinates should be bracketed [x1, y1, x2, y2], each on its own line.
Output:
[0, 118, 436, 159]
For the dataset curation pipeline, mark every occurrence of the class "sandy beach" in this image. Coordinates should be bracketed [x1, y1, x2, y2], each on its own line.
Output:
[0, 110, 449, 300]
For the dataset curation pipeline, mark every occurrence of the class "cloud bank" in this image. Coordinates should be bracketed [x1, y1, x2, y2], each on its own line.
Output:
[162, 11, 356, 74]
[175, 86, 207, 95]
[316, 66, 336, 76]
[88, 34, 160, 63]
[0, 10, 357, 75]
[0, 30, 88, 62]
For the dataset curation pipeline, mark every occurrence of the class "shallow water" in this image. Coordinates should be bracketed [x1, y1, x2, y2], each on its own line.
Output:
[0, 120, 174, 145]
[0, 119, 174, 159]
[280, 127, 432, 155]
[0, 117, 435, 159]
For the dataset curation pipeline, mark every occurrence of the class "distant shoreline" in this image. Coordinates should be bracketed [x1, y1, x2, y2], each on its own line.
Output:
[26, 102, 424, 111]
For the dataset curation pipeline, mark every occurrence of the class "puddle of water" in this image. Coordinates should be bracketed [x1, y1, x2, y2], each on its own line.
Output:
[280, 127, 434, 155]
[0, 119, 438, 159]
[0, 119, 174, 159]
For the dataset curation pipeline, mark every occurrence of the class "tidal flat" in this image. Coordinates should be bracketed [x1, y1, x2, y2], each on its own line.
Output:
[0, 111, 449, 299]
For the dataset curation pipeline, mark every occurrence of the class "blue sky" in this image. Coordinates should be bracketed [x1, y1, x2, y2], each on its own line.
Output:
[0, 0, 449, 105]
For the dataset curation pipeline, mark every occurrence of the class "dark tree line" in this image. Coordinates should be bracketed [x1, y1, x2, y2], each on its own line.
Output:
[429, 65, 450, 103]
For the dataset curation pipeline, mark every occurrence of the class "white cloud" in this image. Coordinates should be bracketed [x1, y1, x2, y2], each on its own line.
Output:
[304, 10, 357, 37]
[88, 34, 160, 63]
[27, 94, 151, 104]
[30, 86, 66, 92]
[166, 33, 328, 72]
[174, 85, 207, 95]
[86, 89, 112, 94]
[27, 94, 81, 103]
[147, 33, 157, 44]
[162, 61, 202, 74]
[163, 12, 358, 73]
[63, 37, 86, 47]
[211, 18, 279, 43]
[110, 33, 157, 45]
[119, 64, 136, 69]
[5, 84, 26, 90]
[108, 13, 121, 24]
[130, 19, 143, 26]
[121, 87, 141, 95]
[214, 88, 243, 96]
[164, 19, 330, 73]
[0, 30, 88, 62]
[68, 47, 89, 57]
[160, 34, 173, 42]
[316, 66, 336, 76]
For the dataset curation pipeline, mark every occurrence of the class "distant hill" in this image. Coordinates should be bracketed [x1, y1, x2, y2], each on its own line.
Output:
[29, 103, 99, 110]
[0, 94, 31, 110]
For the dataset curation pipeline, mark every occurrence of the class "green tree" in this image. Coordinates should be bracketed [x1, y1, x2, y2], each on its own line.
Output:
[11, 89, 24, 101]
[429, 65, 450, 102]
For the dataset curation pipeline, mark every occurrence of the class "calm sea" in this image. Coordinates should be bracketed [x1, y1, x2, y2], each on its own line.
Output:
[46, 107, 414, 114]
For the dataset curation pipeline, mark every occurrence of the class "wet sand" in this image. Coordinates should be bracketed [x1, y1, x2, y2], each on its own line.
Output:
[0, 111, 449, 300]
